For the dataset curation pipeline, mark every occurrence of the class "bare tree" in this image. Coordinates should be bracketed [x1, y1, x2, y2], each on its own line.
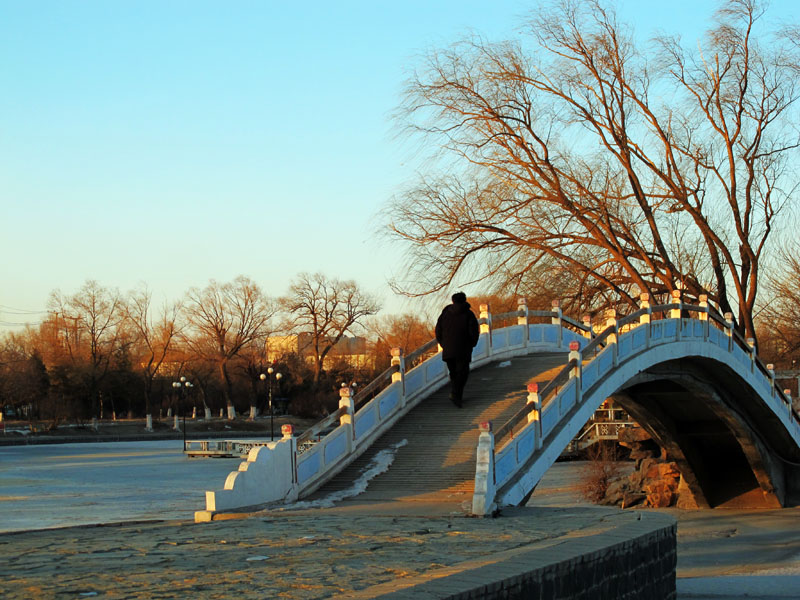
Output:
[367, 313, 433, 371]
[237, 338, 270, 420]
[124, 285, 182, 430]
[47, 280, 124, 418]
[282, 273, 381, 384]
[390, 0, 800, 343]
[762, 243, 800, 366]
[183, 276, 276, 419]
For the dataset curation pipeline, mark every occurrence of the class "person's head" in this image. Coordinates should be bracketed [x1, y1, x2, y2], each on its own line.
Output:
[451, 292, 467, 304]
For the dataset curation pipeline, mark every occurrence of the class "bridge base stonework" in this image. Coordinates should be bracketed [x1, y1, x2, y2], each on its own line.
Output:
[371, 512, 676, 600]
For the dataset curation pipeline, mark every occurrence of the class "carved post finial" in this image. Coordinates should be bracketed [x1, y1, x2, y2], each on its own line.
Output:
[605, 309, 618, 345]
[640, 294, 651, 325]
[339, 386, 355, 428]
[517, 297, 529, 326]
[670, 289, 682, 319]
[479, 303, 491, 335]
[551, 299, 562, 326]
[698, 294, 709, 321]
[390, 347, 405, 385]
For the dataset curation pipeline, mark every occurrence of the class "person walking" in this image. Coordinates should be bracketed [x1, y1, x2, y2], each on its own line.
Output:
[435, 292, 480, 407]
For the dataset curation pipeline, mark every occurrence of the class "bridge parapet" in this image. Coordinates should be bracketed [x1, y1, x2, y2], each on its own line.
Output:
[472, 301, 800, 515]
[196, 303, 586, 520]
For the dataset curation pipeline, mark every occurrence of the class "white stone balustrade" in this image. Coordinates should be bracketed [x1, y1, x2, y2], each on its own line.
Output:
[471, 421, 496, 516]
[197, 300, 589, 520]
[470, 299, 800, 516]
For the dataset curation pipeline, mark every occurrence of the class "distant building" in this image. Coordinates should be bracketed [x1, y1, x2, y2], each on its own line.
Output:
[266, 333, 372, 369]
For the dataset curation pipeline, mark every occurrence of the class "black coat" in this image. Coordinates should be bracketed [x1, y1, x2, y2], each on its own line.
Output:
[435, 301, 480, 361]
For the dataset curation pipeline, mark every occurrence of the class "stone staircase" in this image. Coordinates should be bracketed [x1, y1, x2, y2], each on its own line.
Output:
[309, 353, 567, 507]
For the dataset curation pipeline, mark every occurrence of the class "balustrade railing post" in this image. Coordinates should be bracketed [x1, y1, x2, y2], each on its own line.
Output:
[552, 299, 563, 347]
[390, 347, 406, 405]
[671, 289, 682, 342]
[605, 309, 618, 365]
[339, 387, 355, 446]
[581, 314, 592, 339]
[670, 289, 682, 320]
[471, 421, 497, 516]
[767, 364, 776, 398]
[639, 293, 651, 325]
[480, 303, 492, 354]
[568, 341, 581, 380]
[551, 299, 562, 325]
[339, 386, 355, 423]
[526, 382, 542, 450]
[724, 312, 734, 352]
[746, 338, 756, 373]
[517, 297, 529, 326]
[783, 389, 793, 416]
[698, 294, 708, 321]
[282, 424, 298, 487]
[698, 294, 709, 340]
[640, 293, 652, 349]
[605, 309, 617, 344]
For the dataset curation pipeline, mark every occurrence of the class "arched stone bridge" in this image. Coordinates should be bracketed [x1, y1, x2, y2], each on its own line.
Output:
[195, 296, 800, 522]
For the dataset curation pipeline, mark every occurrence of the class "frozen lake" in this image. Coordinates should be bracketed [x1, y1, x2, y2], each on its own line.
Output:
[0, 441, 592, 533]
[0, 440, 250, 532]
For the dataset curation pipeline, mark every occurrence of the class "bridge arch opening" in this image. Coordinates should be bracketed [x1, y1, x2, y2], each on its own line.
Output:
[613, 359, 785, 509]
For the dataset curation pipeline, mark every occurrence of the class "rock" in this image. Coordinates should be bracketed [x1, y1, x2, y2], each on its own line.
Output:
[644, 461, 661, 480]
[619, 452, 682, 509]
[629, 447, 659, 462]
[603, 479, 629, 506]
[622, 491, 646, 508]
[657, 462, 681, 479]
[644, 481, 676, 508]
[676, 475, 700, 509]
[628, 468, 646, 490]
[618, 426, 652, 443]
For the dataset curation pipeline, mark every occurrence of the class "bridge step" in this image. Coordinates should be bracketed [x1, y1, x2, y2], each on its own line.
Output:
[308, 353, 568, 506]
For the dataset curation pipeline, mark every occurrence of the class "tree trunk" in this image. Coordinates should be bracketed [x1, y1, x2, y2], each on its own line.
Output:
[218, 360, 235, 419]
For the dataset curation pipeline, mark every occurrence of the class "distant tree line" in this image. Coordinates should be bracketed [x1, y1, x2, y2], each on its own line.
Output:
[3, 264, 799, 426]
[0, 273, 436, 424]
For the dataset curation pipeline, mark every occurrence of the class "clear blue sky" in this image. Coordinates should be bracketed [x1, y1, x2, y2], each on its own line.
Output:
[2, 0, 797, 328]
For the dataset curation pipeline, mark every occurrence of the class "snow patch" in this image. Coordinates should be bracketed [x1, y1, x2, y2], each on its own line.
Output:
[280, 439, 409, 510]
[497, 360, 512, 368]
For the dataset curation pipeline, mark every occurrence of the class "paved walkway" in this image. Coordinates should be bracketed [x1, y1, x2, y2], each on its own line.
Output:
[5, 462, 800, 599]
[2, 504, 629, 599]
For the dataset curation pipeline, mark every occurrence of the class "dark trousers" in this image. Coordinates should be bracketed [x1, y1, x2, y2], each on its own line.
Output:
[444, 357, 471, 402]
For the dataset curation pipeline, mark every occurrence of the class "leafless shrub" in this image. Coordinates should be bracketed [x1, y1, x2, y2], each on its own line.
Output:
[580, 442, 624, 503]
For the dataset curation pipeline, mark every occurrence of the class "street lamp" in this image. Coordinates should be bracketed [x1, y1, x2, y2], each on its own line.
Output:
[260, 367, 282, 440]
[172, 376, 193, 451]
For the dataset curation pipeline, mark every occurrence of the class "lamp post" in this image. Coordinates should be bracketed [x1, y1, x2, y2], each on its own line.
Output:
[172, 377, 193, 451]
[260, 367, 282, 440]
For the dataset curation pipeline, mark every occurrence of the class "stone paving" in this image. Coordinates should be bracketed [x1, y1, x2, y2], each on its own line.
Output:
[1, 503, 627, 599]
